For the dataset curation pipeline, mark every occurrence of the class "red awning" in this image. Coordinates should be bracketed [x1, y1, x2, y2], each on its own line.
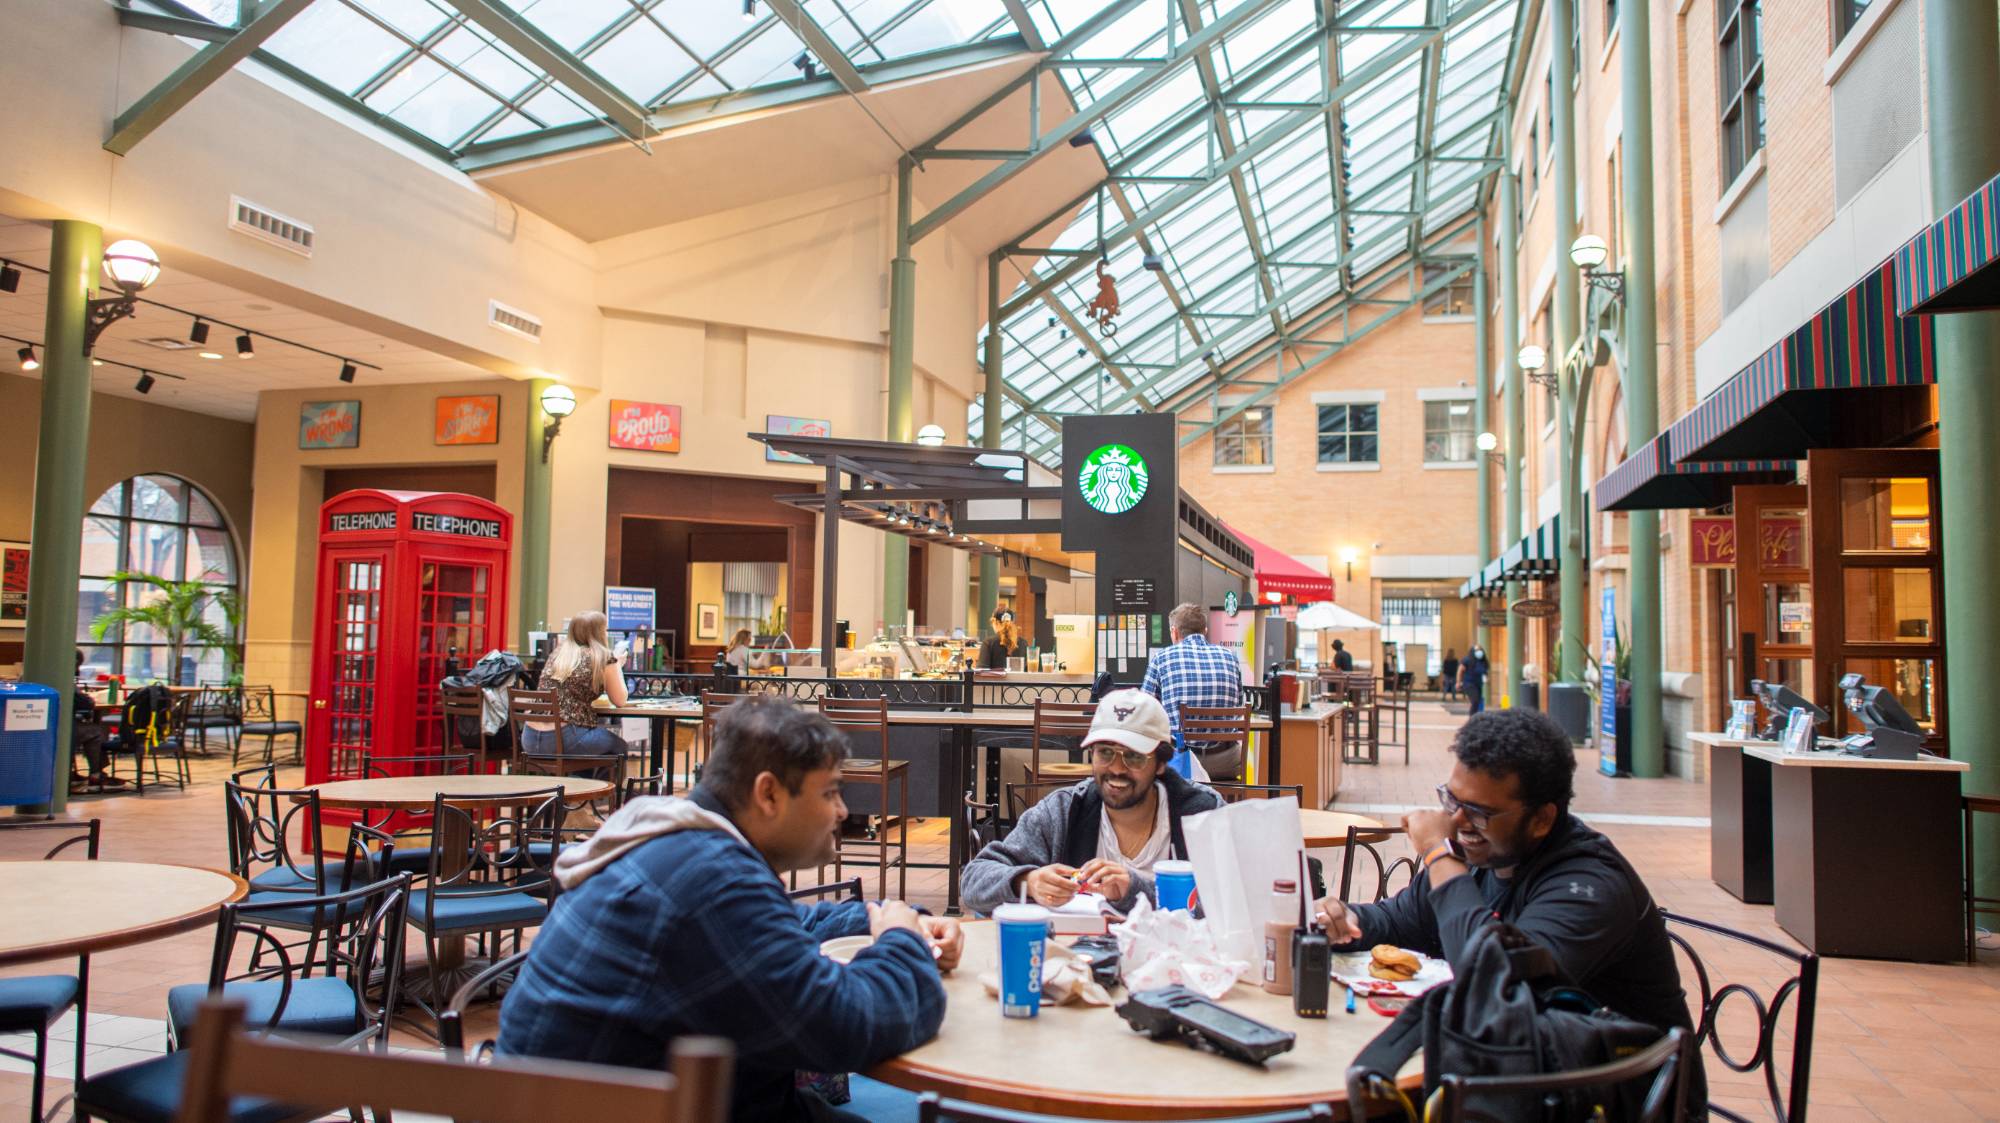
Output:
[1224, 523, 1334, 603]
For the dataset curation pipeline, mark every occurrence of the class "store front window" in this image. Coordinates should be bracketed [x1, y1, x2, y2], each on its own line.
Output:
[1215, 407, 1273, 467]
[78, 474, 239, 684]
[1382, 596, 1444, 676]
[1317, 404, 1379, 466]
[1423, 399, 1476, 464]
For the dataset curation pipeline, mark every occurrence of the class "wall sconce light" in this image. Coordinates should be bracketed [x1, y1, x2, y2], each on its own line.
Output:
[1570, 233, 1625, 299]
[540, 383, 576, 463]
[1517, 343, 1557, 390]
[1476, 430, 1505, 465]
[915, 423, 947, 447]
[84, 239, 161, 354]
[1339, 546, 1359, 583]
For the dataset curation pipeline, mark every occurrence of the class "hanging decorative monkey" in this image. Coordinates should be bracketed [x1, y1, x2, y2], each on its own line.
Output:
[1085, 260, 1121, 336]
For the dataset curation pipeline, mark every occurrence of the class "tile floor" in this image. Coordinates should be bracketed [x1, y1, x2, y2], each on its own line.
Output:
[3, 707, 1996, 1120]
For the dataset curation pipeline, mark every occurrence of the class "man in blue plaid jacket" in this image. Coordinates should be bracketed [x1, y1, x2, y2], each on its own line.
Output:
[1141, 602, 1247, 779]
[500, 697, 960, 1121]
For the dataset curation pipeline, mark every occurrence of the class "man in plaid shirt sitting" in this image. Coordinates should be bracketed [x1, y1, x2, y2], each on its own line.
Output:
[500, 696, 960, 1121]
[1141, 602, 1248, 779]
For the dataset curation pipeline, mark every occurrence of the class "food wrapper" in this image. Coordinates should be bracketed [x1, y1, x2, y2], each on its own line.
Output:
[979, 941, 1113, 1007]
[1107, 897, 1249, 999]
[1180, 795, 1308, 968]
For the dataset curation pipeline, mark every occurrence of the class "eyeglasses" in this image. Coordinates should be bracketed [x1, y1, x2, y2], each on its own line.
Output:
[1435, 783, 1531, 831]
[1091, 745, 1156, 770]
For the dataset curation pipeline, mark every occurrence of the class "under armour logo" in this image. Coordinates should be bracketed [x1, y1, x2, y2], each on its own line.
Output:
[1113, 704, 1135, 720]
[1566, 881, 1596, 899]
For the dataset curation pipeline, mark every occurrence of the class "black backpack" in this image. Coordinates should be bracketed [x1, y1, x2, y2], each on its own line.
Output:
[1349, 923, 1668, 1122]
[121, 684, 174, 748]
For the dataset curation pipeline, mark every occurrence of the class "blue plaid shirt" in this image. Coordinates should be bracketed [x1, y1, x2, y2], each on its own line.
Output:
[1141, 633, 1245, 750]
[499, 794, 945, 1121]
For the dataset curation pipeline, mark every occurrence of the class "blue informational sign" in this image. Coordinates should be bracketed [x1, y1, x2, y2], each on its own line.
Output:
[1599, 585, 1618, 776]
[605, 586, 656, 632]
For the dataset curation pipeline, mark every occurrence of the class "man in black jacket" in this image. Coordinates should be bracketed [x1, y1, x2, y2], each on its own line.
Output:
[960, 689, 1224, 915]
[1316, 708, 1693, 1042]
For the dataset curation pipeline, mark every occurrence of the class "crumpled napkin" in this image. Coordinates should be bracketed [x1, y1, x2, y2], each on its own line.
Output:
[1109, 897, 1250, 999]
[979, 941, 1114, 1007]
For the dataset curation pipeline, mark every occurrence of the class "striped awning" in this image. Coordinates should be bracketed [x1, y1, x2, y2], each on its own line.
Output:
[1593, 432, 1794, 512]
[1895, 169, 2000, 315]
[1671, 258, 1935, 463]
[1459, 514, 1567, 598]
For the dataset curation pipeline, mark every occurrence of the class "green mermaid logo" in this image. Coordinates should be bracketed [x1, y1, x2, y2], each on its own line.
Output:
[1078, 443, 1149, 515]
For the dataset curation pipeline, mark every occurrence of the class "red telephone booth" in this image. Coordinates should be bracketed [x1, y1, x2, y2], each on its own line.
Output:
[306, 490, 512, 785]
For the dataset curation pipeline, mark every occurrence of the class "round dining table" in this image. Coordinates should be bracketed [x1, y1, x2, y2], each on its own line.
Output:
[1299, 809, 1390, 848]
[303, 773, 613, 811]
[0, 861, 247, 967]
[866, 921, 1419, 1119]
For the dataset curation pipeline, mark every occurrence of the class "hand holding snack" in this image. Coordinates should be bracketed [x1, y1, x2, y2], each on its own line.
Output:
[1023, 864, 1083, 908]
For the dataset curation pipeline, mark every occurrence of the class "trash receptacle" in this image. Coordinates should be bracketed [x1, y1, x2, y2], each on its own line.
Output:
[0, 681, 60, 808]
[1546, 682, 1591, 742]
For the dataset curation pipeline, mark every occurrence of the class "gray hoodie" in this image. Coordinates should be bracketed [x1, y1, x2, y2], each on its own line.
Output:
[960, 770, 1225, 916]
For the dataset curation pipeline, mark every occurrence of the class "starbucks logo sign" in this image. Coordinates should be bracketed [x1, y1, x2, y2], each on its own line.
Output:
[1223, 590, 1239, 617]
[1077, 443, 1149, 515]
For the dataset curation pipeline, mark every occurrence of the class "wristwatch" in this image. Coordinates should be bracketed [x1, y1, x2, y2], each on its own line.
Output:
[1421, 837, 1467, 873]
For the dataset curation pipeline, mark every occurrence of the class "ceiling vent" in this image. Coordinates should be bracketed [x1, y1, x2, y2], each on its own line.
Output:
[488, 300, 543, 342]
[228, 196, 314, 257]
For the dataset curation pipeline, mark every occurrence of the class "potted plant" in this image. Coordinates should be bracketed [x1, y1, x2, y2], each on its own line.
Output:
[89, 571, 241, 686]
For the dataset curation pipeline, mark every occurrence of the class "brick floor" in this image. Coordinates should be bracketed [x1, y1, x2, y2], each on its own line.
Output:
[3, 708, 1994, 1120]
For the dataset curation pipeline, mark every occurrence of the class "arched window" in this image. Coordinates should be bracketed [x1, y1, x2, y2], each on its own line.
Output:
[77, 475, 240, 685]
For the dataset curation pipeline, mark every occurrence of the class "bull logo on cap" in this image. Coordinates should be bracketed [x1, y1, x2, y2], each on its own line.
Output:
[1113, 704, 1135, 720]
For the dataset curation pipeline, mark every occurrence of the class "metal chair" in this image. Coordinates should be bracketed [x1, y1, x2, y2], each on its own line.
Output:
[921, 1094, 1335, 1122]
[1180, 704, 1254, 781]
[187, 683, 241, 756]
[167, 998, 735, 1123]
[1027, 699, 1097, 783]
[1337, 824, 1415, 903]
[233, 684, 302, 767]
[1375, 675, 1411, 757]
[360, 751, 475, 875]
[1964, 793, 2000, 961]
[1346, 1027, 1691, 1123]
[0, 819, 99, 1123]
[699, 690, 760, 773]
[223, 765, 386, 974]
[439, 949, 533, 1060]
[1002, 779, 1079, 822]
[1207, 781, 1305, 804]
[1662, 909, 1818, 1123]
[1339, 674, 1381, 765]
[111, 688, 192, 792]
[819, 697, 910, 901]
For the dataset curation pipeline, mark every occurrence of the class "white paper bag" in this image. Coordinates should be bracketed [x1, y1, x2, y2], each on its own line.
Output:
[1180, 795, 1308, 967]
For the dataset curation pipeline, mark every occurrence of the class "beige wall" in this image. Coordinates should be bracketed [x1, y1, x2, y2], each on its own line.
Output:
[0, 372, 256, 551]
[1179, 302, 1481, 633]
[243, 379, 530, 691]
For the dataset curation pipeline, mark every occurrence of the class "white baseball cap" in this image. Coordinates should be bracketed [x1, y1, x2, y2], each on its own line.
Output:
[1082, 689, 1173, 757]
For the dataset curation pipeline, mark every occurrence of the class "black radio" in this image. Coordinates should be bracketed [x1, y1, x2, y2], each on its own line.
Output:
[1115, 985, 1297, 1066]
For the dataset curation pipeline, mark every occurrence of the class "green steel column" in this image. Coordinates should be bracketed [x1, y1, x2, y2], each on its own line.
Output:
[1926, 1, 2000, 889]
[978, 252, 1004, 632]
[1474, 220, 1493, 654]
[23, 220, 101, 815]
[883, 157, 917, 635]
[1501, 165, 1525, 707]
[519, 377, 553, 652]
[1620, 0, 1663, 776]
[1550, 0, 1585, 684]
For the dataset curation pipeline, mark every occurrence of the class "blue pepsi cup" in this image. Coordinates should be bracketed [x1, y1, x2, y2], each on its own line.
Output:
[993, 903, 1050, 1018]
[1154, 859, 1196, 911]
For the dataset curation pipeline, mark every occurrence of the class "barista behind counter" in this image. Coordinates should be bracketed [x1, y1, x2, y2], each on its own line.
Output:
[980, 610, 1020, 670]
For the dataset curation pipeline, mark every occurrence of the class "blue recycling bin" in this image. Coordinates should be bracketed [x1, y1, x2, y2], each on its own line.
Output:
[0, 681, 59, 808]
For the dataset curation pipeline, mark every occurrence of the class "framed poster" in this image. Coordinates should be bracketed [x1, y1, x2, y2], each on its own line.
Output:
[300, 400, 361, 449]
[0, 541, 26, 627]
[609, 400, 682, 452]
[765, 415, 830, 463]
[696, 603, 721, 640]
[435, 394, 500, 445]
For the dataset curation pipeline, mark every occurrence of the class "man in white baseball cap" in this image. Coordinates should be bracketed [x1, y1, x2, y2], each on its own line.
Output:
[960, 688, 1225, 915]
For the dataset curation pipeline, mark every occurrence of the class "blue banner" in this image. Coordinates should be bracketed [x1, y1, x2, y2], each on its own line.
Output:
[1599, 585, 1618, 776]
[605, 586, 656, 632]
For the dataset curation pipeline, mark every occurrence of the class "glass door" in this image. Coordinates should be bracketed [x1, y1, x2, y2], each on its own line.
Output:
[325, 554, 384, 779]
[414, 560, 492, 752]
[1732, 485, 1813, 706]
[1807, 448, 1945, 749]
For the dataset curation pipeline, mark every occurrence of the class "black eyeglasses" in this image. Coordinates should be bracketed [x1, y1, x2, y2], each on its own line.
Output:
[1435, 783, 1532, 831]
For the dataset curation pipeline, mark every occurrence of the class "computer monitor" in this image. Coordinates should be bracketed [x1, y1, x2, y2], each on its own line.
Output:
[1749, 679, 1828, 740]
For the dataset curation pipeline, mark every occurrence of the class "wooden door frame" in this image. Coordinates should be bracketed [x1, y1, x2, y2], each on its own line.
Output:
[1805, 447, 1946, 750]
[1733, 484, 1813, 702]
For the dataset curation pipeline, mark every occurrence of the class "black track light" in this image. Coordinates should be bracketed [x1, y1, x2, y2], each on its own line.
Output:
[17, 346, 37, 371]
[189, 319, 209, 345]
[135, 372, 155, 395]
[0, 263, 18, 293]
[235, 332, 254, 359]
[795, 52, 817, 79]
[1142, 252, 1164, 271]
[1068, 128, 1096, 148]
[339, 361, 356, 384]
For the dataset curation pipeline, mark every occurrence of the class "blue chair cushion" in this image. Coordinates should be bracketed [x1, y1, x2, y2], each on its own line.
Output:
[842, 1075, 920, 1123]
[76, 1050, 303, 1123]
[166, 978, 361, 1042]
[239, 722, 301, 737]
[248, 865, 323, 890]
[409, 889, 546, 934]
[0, 975, 79, 1032]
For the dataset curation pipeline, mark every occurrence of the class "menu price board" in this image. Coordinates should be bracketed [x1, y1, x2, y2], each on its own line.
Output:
[0, 542, 25, 626]
[1110, 578, 1156, 610]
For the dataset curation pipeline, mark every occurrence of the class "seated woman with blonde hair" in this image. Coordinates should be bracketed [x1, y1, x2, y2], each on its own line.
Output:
[524, 610, 629, 759]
